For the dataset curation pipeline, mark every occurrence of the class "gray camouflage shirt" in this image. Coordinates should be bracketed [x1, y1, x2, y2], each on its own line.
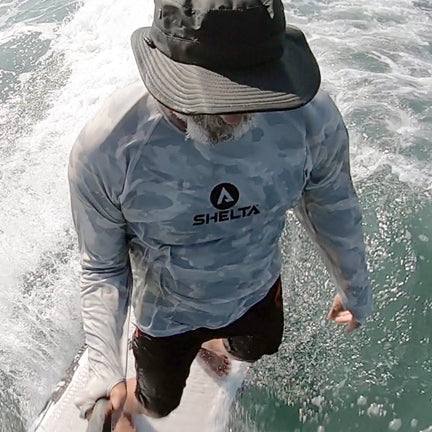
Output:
[69, 82, 372, 411]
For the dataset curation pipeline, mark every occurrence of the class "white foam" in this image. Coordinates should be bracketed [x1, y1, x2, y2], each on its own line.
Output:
[284, 0, 432, 193]
[0, 0, 154, 425]
[0, 0, 152, 289]
[0, 21, 57, 44]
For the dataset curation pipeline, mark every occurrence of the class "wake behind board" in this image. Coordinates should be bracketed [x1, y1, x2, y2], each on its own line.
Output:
[30, 338, 249, 432]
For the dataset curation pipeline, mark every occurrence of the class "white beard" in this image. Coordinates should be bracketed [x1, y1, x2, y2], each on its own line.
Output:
[175, 113, 256, 145]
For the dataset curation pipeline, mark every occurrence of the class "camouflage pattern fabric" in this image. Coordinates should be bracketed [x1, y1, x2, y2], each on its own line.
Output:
[68, 82, 372, 414]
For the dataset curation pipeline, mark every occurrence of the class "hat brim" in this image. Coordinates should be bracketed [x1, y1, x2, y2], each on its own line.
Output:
[131, 27, 321, 115]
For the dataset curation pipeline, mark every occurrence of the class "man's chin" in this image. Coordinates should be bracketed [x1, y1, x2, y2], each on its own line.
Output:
[184, 114, 256, 145]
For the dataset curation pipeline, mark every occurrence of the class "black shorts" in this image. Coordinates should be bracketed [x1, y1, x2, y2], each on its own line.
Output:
[132, 277, 283, 417]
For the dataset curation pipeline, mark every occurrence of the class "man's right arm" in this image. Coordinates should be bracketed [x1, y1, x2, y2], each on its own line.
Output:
[68, 133, 131, 418]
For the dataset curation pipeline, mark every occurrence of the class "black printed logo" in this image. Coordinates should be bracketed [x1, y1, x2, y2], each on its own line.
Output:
[192, 182, 260, 226]
[210, 183, 239, 210]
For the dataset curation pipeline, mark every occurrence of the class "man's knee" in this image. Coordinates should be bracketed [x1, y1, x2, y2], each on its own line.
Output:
[224, 332, 282, 363]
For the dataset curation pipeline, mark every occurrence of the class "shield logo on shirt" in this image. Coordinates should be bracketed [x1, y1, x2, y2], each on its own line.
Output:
[210, 183, 240, 210]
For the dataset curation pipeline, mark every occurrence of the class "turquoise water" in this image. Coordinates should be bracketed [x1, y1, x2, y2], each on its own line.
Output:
[0, 0, 431, 431]
[231, 185, 432, 431]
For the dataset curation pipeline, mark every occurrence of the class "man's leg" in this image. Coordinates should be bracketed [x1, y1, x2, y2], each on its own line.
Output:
[131, 328, 202, 418]
[198, 339, 232, 378]
[203, 277, 284, 366]
[225, 277, 283, 362]
[122, 378, 159, 417]
[113, 338, 235, 431]
[115, 277, 283, 429]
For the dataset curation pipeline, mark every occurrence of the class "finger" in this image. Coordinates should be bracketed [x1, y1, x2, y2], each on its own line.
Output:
[327, 304, 347, 320]
[327, 295, 344, 320]
[327, 307, 342, 320]
[326, 308, 336, 320]
[335, 310, 352, 318]
[334, 311, 354, 323]
[110, 386, 127, 411]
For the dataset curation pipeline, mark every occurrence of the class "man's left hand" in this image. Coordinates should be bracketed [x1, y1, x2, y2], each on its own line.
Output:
[327, 294, 360, 333]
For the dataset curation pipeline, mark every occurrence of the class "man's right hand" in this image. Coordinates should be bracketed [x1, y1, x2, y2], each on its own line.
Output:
[109, 382, 128, 411]
[85, 383, 127, 426]
[109, 381, 138, 431]
[87, 382, 135, 431]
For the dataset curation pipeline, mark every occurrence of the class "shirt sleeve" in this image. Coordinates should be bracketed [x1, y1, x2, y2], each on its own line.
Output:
[295, 108, 372, 324]
[68, 134, 131, 417]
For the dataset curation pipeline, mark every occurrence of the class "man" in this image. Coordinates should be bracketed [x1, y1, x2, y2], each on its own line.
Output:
[69, 0, 372, 430]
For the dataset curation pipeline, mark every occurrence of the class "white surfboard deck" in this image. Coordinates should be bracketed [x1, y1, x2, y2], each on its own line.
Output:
[30, 337, 249, 432]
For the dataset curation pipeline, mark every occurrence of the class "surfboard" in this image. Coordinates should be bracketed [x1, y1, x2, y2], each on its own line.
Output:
[29, 332, 249, 432]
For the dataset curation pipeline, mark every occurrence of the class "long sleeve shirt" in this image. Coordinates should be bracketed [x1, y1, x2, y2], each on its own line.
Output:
[68, 82, 372, 412]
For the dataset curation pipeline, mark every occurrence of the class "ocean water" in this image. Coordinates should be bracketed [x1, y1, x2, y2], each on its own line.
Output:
[0, 0, 431, 431]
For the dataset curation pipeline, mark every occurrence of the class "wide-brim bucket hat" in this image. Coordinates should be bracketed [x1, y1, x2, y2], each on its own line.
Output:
[131, 0, 321, 115]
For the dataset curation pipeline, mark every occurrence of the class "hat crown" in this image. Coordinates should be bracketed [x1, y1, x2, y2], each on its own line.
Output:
[149, 0, 286, 69]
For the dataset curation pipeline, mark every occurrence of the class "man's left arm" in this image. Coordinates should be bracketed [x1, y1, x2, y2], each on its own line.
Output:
[295, 112, 372, 330]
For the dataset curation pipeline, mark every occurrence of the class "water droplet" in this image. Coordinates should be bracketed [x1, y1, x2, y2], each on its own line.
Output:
[389, 419, 402, 431]
[367, 403, 385, 417]
[312, 395, 325, 407]
[357, 395, 367, 406]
